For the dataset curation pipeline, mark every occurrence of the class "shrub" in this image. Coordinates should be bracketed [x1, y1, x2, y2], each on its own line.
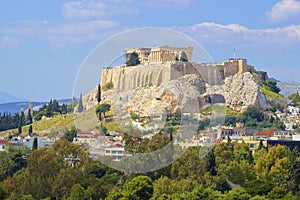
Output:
[102, 82, 114, 91]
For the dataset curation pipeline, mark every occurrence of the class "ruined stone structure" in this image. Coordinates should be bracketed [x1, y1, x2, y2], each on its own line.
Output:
[101, 57, 255, 91]
[101, 46, 268, 94]
[125, 45, 193, 64]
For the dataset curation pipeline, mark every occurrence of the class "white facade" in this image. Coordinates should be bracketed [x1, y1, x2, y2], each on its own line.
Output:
[104, 147, 125, 161]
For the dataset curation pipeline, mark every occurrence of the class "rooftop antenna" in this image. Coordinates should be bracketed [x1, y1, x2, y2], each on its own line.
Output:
[233, 47, 236, 60]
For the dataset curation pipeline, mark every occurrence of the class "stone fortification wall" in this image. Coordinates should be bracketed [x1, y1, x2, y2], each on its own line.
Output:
[101, 62, 202, 91]
[101, 63, 170, 91]
[101, 59, 261, 92]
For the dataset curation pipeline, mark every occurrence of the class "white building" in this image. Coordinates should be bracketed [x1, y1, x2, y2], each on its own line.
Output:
[23, 137, 45, 149]
[104, 147, 125, 161]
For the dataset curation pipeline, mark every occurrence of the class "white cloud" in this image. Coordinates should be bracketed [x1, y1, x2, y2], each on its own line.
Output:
[62, 0, 195, 21]
[267, 0, 300, 23]
[62, 0, 138, 20]
[177, 22, 300, 47]
[46, 20, 119, 46]
[0, 37, 20, 48]
[0, 19, 120, 47]
[138, 0, 196, 8]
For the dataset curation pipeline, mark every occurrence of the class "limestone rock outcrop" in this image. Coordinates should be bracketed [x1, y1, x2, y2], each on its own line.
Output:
[224, 72, 266, 112]
[111, 74, 208, 117]
[85, 66, 270, 116]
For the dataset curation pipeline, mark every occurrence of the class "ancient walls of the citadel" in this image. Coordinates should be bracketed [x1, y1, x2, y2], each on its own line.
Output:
[100, 59, 256, 91]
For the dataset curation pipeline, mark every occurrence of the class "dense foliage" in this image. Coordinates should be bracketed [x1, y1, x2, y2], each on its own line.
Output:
[33, 99, 69, 121]
[0, 110, 30, 132]
[126, 51, 140, 66]
[288, 92, 300, 107]
[262, 80, 281, 94]
[199, 106, 285, 132]
[1, 138, 300, 199]
[102, 82, 114, 91]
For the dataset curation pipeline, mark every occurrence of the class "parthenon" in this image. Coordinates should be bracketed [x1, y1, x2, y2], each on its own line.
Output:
[125, 45, 193, 64]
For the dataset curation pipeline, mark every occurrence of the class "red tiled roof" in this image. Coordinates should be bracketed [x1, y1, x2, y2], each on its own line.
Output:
[0, 140, 9, 144]
[195, 133, 202, 137]
[77, 132, 93, 135]
[118, 131, 125, 135]
[255, 130, 275, 136]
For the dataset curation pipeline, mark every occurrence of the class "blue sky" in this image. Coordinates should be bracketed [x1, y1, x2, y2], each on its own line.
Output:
[0, 0, 300, 101]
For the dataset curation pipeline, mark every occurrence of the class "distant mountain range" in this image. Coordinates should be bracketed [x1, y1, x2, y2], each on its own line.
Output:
[0, 99, 73, 114]
[0, 102, 46, 114]
[278, 81, 300, 97]
[0, 90, 28, 104]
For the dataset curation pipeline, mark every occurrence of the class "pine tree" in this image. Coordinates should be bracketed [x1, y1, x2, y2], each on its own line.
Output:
[78, 93, 84, 113]
[97, 84, 101, 104]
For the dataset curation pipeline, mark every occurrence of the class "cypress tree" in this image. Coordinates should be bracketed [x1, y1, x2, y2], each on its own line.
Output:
[32, 137, 38, 150]
[97, 84, 101, 104]
[27, 108, 33, 124]
[29, 125, 33, 135]
[78, 93, 84, 113]
[18, 110, 25, 134]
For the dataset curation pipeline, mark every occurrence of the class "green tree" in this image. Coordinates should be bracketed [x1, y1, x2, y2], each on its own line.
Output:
[0, 152, 15, 182]
[153, 176, 197, 198]
[130, 112, 140, 121]
[288, 91, 300, 106]
[0, 184, 7, 200]
[18, 110, 25, 134]
[171, 146, 206, 180]
[102, 82, 114, 91]
[106, 176, 153, 200]
[28, 125, 33, 135]
[78, 93, 83, 113]
[97, 84, 101, 104]
[243, 106, 264, 122]
[263, 80, 281, 94]
[126, 51, 140, 66]
[185, 185, 223, 200]
[27, 108, 33, 124]
[68, 184, 86, 200]
[180, 51, 188, 62]
[95, 103, 111, 121]
[267, 186, 286, 200]
[254, 145, 292, 188]
[245, 179, 274, 196]
[32, 137, 38, 150]
[223, 188, 251, 200]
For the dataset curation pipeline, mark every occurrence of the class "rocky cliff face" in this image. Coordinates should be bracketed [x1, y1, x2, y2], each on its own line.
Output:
[110, 74, 208, 117]
[223, 72, 267, 112]
[85, 66, 270, 116]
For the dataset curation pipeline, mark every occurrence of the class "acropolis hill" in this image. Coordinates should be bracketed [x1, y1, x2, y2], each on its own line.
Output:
[100, 45, 268, 91]
[84, 45, 276, 114]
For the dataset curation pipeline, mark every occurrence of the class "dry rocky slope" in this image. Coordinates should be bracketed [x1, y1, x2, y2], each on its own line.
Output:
[83, 62, 280, 116]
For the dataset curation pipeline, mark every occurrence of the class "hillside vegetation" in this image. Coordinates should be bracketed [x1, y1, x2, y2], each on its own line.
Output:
[260, 86, 284, 100]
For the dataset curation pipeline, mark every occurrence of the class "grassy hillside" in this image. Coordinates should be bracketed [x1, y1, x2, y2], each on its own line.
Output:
[260, 86, 285, 100]
[0, 109, 104, 137]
